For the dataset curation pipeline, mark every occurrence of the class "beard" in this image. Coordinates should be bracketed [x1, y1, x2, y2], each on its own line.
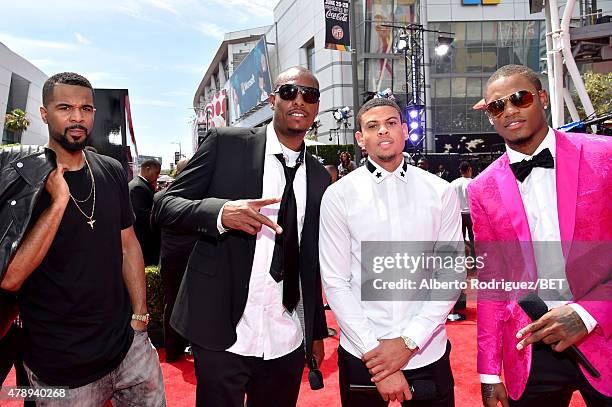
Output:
[286, 124, 310, 136]
[376, 152, 398, 162]
[50, 125, 90, 152]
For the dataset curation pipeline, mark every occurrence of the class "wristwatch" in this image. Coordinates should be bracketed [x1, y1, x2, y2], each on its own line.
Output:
[401, 335, 418, 351]
[131, 313, 150, 325]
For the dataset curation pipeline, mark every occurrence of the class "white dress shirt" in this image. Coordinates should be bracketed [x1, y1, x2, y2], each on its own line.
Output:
[449, 176, 472, 214]
[319, 158, 464, 369]
[217, 123, 306, 359]
[480, 128, 598, 384]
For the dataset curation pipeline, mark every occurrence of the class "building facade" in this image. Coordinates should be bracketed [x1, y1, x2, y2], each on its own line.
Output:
[194, 0, 551, 154]
[0, 42, 48, 146]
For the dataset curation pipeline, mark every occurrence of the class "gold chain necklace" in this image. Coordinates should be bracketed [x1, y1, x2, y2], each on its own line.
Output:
[69, 153, 96, 229]
[70, 164, 94, 203]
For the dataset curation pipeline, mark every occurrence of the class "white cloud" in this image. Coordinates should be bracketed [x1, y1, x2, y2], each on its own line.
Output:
[75, 33, 91, 45]
[209, 0, 277, 17]
[170, 64, 205, 75]
[81, 71, 122, 87]
[196, 22, 226, 40]
[163, 90, 190, 96]
[0, 33, 76, 53]
[145, 0, 180, 15]
[131, 97, 177, 107]
[29, 59, 56, 69]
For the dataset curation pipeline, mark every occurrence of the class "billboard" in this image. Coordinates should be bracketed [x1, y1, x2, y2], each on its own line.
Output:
[325, 0, 351, 51]
[197, 89, 227, 129]
[227, 37, 273, 123]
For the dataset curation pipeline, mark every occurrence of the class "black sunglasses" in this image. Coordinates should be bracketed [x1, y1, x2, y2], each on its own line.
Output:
[485, 90, 540, 117]
[274, 84, 320, 104]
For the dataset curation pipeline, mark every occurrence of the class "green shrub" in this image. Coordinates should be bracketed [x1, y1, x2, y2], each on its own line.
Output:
[145, 265, 163, 326]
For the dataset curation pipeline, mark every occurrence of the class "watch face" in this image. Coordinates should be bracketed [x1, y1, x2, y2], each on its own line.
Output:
[402, 336, 416, 350]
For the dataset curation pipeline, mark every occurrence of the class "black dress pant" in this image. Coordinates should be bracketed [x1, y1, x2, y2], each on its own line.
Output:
[461, 213, 474, 255]
[0, 324, 35, 407]
[338, 341, 455, 407]
[160, 254, 188, 359]
[509, 342, 612, 407]
[192, 343, 305, 407]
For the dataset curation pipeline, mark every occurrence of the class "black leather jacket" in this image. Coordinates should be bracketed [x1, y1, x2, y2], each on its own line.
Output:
[0, 145, 56, 282]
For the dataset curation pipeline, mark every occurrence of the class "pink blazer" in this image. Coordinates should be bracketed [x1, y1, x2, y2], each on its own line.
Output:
[468, 130, 612, 400]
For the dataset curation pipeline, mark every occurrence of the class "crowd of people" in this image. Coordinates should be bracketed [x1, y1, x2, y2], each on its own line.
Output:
[0, 63, 610, 407]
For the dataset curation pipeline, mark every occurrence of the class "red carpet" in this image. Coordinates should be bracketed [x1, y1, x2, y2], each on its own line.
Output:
[2, 307, 587, 406]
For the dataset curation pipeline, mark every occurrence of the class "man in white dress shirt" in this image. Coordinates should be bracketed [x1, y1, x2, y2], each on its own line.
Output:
[449, 161, 474, 255]
[319, 98, 464, 406]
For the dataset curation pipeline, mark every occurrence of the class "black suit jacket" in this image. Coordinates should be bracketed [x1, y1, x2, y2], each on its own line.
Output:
[153, 126, 330, 359]
[128, 176, 159, 265]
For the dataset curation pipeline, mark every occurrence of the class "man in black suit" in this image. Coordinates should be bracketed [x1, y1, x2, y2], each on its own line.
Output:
[153, 66, 329, 407]
[152, 159, 196, 362]
[129, 159, 161, 266]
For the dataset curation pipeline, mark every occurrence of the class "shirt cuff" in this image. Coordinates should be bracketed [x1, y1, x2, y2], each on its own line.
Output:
[216, 202, 229, 234]
[569, 303, 597, 334]
[480, 374, 502, 384]
[401, 321, 430, 350]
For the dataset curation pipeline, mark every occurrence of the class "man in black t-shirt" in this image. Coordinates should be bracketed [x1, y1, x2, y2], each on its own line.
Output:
[0, 72, 165, 406]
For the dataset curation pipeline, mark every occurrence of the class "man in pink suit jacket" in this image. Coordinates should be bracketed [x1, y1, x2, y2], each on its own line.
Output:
[468, 65, 611, 407]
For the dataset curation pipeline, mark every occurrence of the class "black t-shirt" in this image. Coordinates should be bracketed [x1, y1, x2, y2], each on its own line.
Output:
[20, 151, 135, 387]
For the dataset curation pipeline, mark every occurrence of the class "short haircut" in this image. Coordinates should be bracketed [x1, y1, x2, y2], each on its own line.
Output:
[486, 65, 542, 96]
[459, 161, 471, 173]
[140, 159, 161, 170]
[273, 66, 319, 90]
[356, 98, 403, 131]
[42, 72, 94, 107]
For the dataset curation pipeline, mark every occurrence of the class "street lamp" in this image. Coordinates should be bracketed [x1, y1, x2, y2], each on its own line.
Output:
[171, 141, 183, 165]
[435, 36, 455, 57]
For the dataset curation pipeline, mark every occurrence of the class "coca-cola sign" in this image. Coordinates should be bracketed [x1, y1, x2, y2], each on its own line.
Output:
[325, 0, 351, 51]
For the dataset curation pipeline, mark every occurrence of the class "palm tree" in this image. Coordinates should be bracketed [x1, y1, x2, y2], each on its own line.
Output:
[4, 108, 30, 143]
[4, 108, 30, 133]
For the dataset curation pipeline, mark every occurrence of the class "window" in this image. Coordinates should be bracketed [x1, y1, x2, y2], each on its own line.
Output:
[466, 22, 482, 47]
[451, 104, 467, 132]
[305, 41, 315, 71]
[451, 77, 467, 104]
[466, 78, 482, 105]
[3, 73, 30, 145]
[435, 78, 451, 105]
[482, 22, 497, 47]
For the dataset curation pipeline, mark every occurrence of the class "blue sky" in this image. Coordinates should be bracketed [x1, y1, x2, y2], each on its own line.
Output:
[1, 0, 278, 168]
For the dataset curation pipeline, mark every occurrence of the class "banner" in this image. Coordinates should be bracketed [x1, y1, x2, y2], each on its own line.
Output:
[197, 89, 227, 129]
[324, 0, 351, 51]
[227, 37, 273, 123]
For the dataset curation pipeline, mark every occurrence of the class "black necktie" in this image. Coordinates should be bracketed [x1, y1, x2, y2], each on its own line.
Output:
[509, 148, 554, 182]
[269, 145, 305, 313]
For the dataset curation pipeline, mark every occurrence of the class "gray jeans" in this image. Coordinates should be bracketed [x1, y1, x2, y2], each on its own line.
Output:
[25, 329, 166, 407]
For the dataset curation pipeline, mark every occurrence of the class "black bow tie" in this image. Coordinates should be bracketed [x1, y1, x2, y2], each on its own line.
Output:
[509, 148, 554, 182]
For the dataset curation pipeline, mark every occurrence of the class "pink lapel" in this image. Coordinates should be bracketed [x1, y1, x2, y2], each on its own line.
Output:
[494, 154, 532, 242]
[554, 130, 580, 250]
[494, 154, 538, 281]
